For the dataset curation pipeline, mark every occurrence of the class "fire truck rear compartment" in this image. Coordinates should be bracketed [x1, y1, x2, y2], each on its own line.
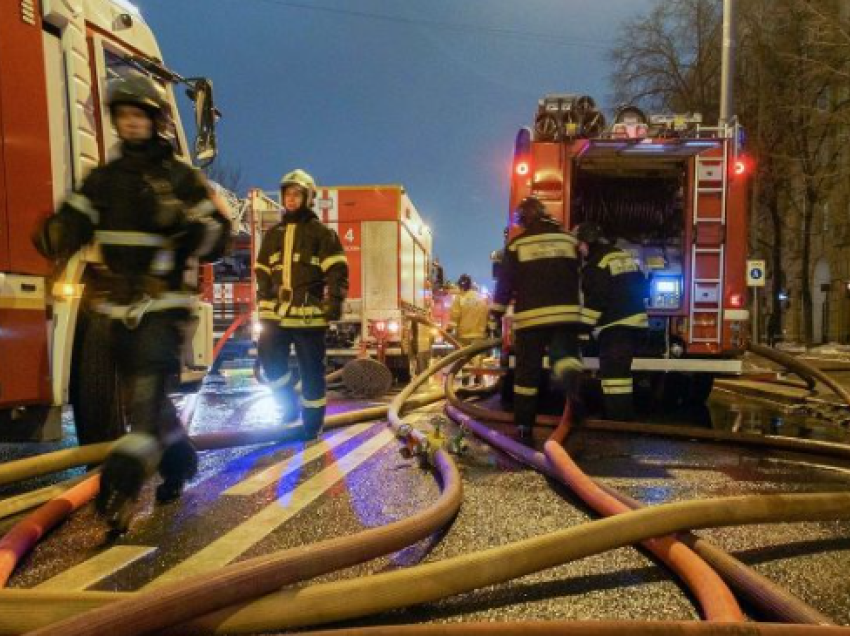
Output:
[571, 162, 687, 359]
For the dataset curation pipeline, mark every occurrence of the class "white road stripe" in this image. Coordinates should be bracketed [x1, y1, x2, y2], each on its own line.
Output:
[34, 546, 156, 591]
[144, 429, 396, 588]
[223, 423, 375, 496]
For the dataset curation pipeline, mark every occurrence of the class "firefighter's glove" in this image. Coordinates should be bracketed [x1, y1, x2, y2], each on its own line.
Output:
[33, 214, 91, 261]
[488, 311, 504, 339]
[322, 298, 343, 322]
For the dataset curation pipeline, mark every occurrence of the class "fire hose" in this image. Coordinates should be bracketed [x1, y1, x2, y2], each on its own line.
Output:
[746, 342, 850, 407]
[443, 359, 841, 625]
[2, 341, 849, 633]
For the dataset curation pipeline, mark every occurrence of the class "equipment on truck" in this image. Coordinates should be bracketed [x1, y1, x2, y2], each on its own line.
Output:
[502, 93, 751, 404]
[0, 0, 219, 441]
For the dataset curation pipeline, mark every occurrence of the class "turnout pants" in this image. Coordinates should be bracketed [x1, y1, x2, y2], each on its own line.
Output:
[513, 325, 582, 430]
[100, 310, 197, 504]
[258, 323, 327, 434]
[598, 326, 641, 421]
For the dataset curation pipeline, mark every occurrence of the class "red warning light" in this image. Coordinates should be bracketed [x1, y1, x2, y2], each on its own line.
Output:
[515, 161, 529, 176]
[729, 293, 744, 308]
[734, 160, 746, 175]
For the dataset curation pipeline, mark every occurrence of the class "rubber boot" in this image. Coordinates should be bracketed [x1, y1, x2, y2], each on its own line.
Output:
[96, 451, 147, 535]
[156, 436, 199, 504]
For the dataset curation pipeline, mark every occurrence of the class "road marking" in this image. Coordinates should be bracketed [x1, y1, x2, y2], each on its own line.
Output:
[144, 429, 396, 588]
[223, 423, 375, 496]
[34, 546, 156, 591]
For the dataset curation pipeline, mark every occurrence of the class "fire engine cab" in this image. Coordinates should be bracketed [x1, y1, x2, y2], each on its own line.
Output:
[0, 0, 218, 440]
[505, 94, 750, 401]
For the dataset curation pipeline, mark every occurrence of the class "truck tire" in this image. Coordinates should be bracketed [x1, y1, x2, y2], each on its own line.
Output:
[689, 373, 715, 404]
[70, 312, 126, 445]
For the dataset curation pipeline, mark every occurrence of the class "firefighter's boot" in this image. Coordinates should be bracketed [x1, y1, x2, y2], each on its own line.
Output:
[156, 436, 199, 504]
[96, 434, 158, 534]
[301, 402, 325, 441]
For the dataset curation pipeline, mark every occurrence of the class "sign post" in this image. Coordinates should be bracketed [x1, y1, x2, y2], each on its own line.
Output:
[747, 259, 766, 342]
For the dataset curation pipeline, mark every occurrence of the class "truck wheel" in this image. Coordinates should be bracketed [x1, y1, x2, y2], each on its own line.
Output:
[689, 374, 715, 404]
[70, 312, 126, 445]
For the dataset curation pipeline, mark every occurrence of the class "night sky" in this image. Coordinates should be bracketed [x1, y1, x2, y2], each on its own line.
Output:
[134, 0, 652, 288]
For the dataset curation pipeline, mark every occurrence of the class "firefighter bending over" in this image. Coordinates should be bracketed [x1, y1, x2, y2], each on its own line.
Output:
[576, 222, 648, 421]
[491, 197, 585, 440]
[255, 169, 349, 441]
[34, 74, 230, 531]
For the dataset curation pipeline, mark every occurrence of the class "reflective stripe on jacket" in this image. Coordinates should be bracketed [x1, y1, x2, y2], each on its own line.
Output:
[493, 219, 583, 331]
[582, 243, 649, 331]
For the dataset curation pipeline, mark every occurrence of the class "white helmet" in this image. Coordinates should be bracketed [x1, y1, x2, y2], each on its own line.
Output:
[280, 169, 316, 204]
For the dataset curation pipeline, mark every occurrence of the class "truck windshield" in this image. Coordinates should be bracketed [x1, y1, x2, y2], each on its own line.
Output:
[103, 49, 182, 154]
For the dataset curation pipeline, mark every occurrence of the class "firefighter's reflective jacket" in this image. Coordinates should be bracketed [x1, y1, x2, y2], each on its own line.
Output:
[35, 138, 230, 316]
[254, 207, 349, 328]
[449, 289, 489, 339]
[581, 243, 649, 330]
[492, 218, 583, 331]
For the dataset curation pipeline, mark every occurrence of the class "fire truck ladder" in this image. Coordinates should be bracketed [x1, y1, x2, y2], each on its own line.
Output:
[688, 141, 728, 347]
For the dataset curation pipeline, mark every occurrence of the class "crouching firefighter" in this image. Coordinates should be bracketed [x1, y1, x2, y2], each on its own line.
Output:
[255, 169, 349, 441]
[576, 222, 649, 421]
[33, 74, 231, 532]
[490, 196, 585, 440]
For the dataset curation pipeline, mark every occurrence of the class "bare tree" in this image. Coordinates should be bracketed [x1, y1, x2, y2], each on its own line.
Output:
[768, 1, 850, 343]
[608, 0, 722, 119]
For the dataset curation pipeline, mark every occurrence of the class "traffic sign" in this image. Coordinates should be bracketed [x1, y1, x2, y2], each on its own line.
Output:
[747, 259, 766, 287]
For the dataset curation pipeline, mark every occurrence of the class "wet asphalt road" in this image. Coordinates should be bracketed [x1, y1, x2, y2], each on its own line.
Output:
[2, 372, 850, 632]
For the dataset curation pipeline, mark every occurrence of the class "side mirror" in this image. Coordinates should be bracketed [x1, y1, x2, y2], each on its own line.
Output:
[188, 78, 218, 167]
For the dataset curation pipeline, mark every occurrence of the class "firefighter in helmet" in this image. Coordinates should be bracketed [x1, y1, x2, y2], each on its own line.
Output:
[575, 222, 648, 421]
[448, 274, 489, 385]
[33, 73, 231, 532]
[255, 169, 349, 440]
[491, 196, 585, 440]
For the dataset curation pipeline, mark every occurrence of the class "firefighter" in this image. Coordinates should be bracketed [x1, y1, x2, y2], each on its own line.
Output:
[491, 197, 585, 440]
[575, 222, 649, 421]
[255, 169, 348, 441]
[33, 74, 231, 531]
[448, 274, 489, 385]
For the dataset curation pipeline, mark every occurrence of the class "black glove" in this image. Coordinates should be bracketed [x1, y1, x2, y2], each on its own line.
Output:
[322, 298, 343, 321]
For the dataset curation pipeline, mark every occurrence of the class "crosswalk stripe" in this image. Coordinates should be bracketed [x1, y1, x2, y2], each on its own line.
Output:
[34, 546, 156, 591]
[223, 423, 375, 496]
[144, 429, 396, 588]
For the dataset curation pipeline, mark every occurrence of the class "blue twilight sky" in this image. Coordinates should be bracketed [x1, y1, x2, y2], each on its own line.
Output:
[134, 0, 653, 287]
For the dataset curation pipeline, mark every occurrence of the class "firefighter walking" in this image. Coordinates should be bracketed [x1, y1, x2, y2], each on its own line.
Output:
[34, 74, 230, 531]
[255, 169, 348, 441]
[576, 222, 648, 421]
[491, 197, 585, 439]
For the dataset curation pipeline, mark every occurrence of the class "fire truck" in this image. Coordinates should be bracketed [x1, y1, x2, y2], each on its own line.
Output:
[0, 0, 219, 440]
[504, 94, 750, 403]
[242, 185, 435, 380]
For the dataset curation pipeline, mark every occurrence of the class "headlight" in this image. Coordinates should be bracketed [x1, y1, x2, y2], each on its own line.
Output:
[387, 320, 401, 335]
[52, 282, 84, 299]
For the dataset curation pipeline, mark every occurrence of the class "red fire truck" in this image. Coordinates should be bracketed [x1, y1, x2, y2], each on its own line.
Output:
[504, 94, 750, 402]
[0, 0, 218, 440]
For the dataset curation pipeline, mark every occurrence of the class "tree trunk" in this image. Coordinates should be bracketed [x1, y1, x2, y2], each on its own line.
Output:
[800, 187, 816, 345]
[767, 189, 784, 345]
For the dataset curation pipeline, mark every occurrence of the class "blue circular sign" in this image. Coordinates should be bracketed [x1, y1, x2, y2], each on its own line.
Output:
[750, 268, 763, 279]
